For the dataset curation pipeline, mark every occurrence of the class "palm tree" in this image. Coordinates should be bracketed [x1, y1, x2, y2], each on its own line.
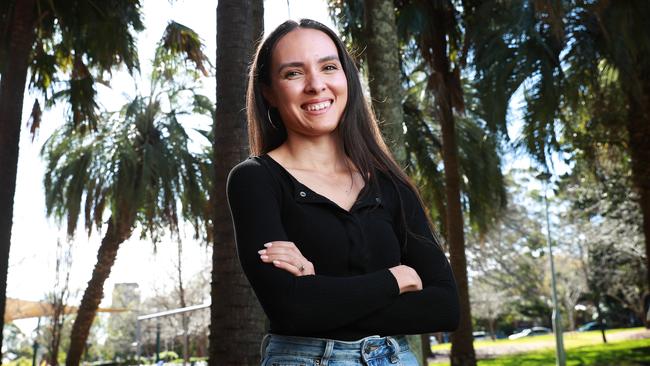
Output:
[0, 0, 37, 353]
[0, 1, 143, 349]
[329, 2, 510, 364]
[42, 23, 212, 366]
[209, 1, 265, 364]
[469, 0, 650, 300]
[363, 0, 407, 163]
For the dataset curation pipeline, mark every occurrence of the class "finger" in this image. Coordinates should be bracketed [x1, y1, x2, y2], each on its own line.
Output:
[272, 260, 302, 276]
[262, 246, 304, 259]
[265, 241, 298, 250]
[265, 241, 304, 258]
[262, 254, 302, 269]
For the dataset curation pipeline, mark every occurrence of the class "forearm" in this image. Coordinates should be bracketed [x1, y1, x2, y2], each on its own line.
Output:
[349, 282, 459, 335]
[255, 268, 400, 333]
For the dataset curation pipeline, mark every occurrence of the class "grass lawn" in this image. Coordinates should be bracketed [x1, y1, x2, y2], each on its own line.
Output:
[430, 328, 644, 352]
[428, 328, 650, 366]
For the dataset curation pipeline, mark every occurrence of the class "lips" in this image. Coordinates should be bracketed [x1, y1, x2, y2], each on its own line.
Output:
[302, 99, 332, 112]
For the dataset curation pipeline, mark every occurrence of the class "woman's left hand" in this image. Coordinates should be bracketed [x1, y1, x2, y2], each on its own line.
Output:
[258, 241, 315, 276]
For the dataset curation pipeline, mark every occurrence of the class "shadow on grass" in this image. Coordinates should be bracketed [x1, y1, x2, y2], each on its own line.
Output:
[477, 339, 650, 366]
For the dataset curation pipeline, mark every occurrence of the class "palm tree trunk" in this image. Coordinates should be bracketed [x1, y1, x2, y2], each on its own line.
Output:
[429, 6, 476, 366]
[364, 0, 406, 163]
[66, 217, 132, 366]
[363, 1, 429, 362]
[0, 0, 36, 355]
[626, 85, 650, 328]
[177, 240, 189, 365]
[209, 1, 264, 365]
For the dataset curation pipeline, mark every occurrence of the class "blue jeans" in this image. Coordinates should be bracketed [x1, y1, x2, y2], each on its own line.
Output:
[260, 333, 420, 366]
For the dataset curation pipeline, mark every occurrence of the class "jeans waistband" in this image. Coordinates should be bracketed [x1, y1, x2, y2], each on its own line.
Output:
[260, 333, 410, 365]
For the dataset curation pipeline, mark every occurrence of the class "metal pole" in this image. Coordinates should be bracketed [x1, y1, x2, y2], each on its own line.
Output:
[540, 173, 567, 366]
[32, 317, 41, 366]
[135, 319, 141, 361]
[156, 322, 161, 363]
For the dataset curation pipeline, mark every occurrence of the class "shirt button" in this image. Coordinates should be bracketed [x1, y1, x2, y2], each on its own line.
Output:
[375, 197, 381, 203]
[299, 191, 307, 197]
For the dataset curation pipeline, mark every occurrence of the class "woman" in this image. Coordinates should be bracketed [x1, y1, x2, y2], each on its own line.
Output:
[227, 18, 459, 366]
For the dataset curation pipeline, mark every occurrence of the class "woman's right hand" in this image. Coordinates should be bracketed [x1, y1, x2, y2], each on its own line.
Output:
[389, 265, 423, 294]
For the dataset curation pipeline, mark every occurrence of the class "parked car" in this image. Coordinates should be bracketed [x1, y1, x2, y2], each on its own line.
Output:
[508, 326, 552, 340]
[577, 321, 607, 332]
[472, 331, 488, 340]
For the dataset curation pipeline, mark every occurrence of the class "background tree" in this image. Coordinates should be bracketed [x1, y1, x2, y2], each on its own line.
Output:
[0, 1, 38, 351]
[363, 0, 406, 162]
[561, 157, 647, 331]
[138, 265, 210, 360]
[0, 0, 143, 350]
[105, 283, 140, 362]
[470, 280, 508, 340]
[209, 1, 264, 365]
[468, 179, 550, 328]
[41, 23, 211, 365]
[44, 239, 74, 366]
[329, 3, 508, 364]
[553, 255, 587, 331]
[175, 240, 190, 366]
[356, 0, 424, 360]
[2, 323, 33, 364]
[469, 0, 650, 296]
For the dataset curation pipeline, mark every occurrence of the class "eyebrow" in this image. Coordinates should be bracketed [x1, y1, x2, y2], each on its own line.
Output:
[277, 55, 340, 73]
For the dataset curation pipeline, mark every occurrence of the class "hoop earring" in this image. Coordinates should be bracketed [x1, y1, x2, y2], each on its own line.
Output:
[267, 108, 278, 130]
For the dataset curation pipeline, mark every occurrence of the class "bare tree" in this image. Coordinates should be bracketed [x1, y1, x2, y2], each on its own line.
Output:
[470, 281, 508, 340]
[45, 239, 73, 366]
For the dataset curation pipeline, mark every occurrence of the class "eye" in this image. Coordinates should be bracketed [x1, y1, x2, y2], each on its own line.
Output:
[323, 64, 339, 72]
[283, 70, 301, 79]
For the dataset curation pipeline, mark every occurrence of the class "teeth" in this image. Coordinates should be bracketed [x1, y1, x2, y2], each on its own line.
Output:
[305, 101, 331, 111]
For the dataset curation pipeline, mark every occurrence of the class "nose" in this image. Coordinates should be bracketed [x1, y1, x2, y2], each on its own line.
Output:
[304, 72, 326, 94]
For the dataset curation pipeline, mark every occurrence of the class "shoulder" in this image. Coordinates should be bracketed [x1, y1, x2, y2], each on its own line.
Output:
[228, 156, 277, 191]
[227, 155, 287, 196]
[228, 156, 267, 182]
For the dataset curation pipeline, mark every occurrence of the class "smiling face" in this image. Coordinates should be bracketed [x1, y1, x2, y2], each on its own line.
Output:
[263, 28, 349, 138]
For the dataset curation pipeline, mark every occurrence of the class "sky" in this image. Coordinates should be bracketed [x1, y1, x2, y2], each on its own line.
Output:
[8, 0, 336, 333]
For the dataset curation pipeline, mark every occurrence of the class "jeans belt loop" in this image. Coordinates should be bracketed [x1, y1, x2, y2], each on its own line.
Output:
[387, 336, 401, 363]
[259, 333, 272, 362]
[319, 339, 334, 366]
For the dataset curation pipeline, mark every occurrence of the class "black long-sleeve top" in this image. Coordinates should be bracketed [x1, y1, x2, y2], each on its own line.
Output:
[227, 154, 459, 341]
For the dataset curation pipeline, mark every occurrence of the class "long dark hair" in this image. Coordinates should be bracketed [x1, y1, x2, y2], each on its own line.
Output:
[246, 19, 441, 251]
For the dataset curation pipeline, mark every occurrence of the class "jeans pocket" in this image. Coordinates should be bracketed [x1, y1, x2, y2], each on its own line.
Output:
[396, 350, 420, 366]
[262, 354, 317, 366]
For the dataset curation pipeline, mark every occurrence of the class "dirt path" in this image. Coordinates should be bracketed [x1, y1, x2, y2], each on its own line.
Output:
[428, 328, 650, 363]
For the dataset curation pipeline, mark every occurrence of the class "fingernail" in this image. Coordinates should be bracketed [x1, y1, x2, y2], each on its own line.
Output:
[273, 260, 279, 265]
[264, 243, 272, 247]
[260, 255, 268, 260]
[258, 250, 266, 254]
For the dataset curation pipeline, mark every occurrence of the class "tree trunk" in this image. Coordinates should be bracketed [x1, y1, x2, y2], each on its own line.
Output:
[66, 218, 131, 366]
[177, 240, 189, 366]
[626, 83, 650, 328]
[363, 0, 429, 362]
[594, 295, 607, 344]
[419, 333, 432, 364]
[488, 318, 496, 340]
[428, 5, 477, 366]
[363, 0, 406, 163]
[0, 0, 36, 356]
[209, 1, 265, 365]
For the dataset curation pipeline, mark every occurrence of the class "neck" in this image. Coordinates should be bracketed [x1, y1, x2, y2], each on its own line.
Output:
[277, 131, 351, 173]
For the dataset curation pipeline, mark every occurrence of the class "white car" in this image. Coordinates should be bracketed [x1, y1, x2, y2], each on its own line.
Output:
[508, 326, 552, 340]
